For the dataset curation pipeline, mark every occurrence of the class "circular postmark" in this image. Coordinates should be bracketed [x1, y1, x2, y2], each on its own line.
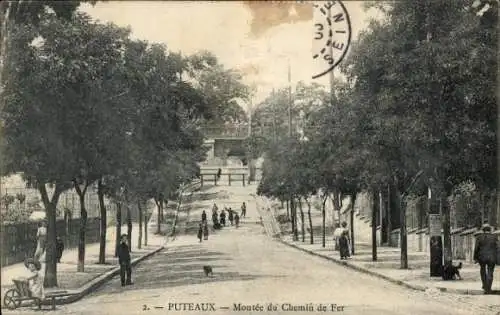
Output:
[312, 1, 352, 79]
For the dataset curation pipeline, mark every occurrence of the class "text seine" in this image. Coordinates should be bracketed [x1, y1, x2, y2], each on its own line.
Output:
[233, 303, 345, 312]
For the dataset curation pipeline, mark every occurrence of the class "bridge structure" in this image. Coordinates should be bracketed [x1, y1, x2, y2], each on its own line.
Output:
[199, 123, 266, 185]
[200, 123, 250, 167]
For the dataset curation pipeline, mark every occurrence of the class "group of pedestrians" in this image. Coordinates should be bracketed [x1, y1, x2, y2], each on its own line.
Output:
[197, 202, 247, 243]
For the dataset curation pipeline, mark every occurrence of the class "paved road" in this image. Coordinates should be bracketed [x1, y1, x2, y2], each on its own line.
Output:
[5, 186, 494, 315]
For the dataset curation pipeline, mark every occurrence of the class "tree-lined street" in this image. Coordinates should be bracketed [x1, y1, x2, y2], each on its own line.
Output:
[1, 1, 499, 314]
[4, 187, 489, 315]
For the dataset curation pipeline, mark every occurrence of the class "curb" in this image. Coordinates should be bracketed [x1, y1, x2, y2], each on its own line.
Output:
[49, 245, 165, 306]
[278, 239, 485, 296]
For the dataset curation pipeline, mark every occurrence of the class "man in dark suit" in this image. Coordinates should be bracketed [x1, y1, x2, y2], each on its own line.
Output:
[117, 234, 133, 287]
[474, 224, 498, 294]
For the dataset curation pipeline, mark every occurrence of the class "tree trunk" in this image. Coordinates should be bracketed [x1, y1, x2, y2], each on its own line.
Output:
[171, 191, 184, 237]
[489, 190, 498, 228]
[298, 198, 305, 242]
[155, 198, 161, 234]
[144, 208, 148, 246]
[322, 195, 327, 247]
[372, 190, 378, 261]
[441, 194, 452, 265]
[306, 198, 314, 244]
[286, 200, 290, 221]
[74, 181, 89, 273]
[386, 183, 392, 246]
[397, 184, 408, 269]
[44, 202, 58, 286]
[291, 197, 298, 241]
[39, 184, 62, 288]
[160, 200, 165, 223]
[350, 193, 356, 255]
[97, 179, 106, 264]
[126, 204, 132, 251]
[332, 190, 342, 229]
[115, 202, 122, 257]
[138, 200, 143, 250]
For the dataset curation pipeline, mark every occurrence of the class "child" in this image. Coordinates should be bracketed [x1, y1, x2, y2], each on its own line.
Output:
[24, 258, 45, 302]
[56, 236, 64, 263]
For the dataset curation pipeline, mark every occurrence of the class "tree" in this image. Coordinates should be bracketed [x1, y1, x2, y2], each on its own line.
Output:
[186, 51, 250, 124]
[340, 0, 497, 267]
[1, 12, 85, 287]
[28, 12, 131, 272]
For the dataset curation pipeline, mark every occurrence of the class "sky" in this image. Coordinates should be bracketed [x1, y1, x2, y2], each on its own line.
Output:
[80, 1, 381, 107]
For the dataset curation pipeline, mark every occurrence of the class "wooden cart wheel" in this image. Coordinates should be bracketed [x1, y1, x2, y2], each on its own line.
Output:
[4, 288, 21, 310]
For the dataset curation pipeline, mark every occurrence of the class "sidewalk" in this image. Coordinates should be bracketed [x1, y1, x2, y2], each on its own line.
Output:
[256, 196, 500, 298]
[283, 234, 500, 293]
[1, 223, 165, 308]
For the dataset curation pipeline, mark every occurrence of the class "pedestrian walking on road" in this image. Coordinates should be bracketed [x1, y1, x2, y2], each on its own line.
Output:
[201, 210, 207, 223]
[203, 222, 209, 240]
[228, 208, 234, 226]
[339, 230, 350, 260]
[220, 209, 226, 226]
[240, 202, 246, 218]
[212, 211, 218, 226]
[217, 168, 222, 181]
[234, 213, 240, 228]
[117, 234, 133, 286]
[197, 223, 203, 243]
[474, 224, 498, 294]
[212, 203, 218, 214]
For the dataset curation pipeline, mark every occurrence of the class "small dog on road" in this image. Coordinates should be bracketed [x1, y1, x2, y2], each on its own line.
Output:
[203, 265, 213, 277]
[442, 262, 462, 280]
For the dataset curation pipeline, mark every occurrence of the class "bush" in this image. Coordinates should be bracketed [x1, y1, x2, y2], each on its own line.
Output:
[0, 204, 34, 223]
[1, 194, 16, 211]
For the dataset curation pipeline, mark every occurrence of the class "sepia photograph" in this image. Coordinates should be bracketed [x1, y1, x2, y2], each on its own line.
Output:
[0, 1, 499, 314]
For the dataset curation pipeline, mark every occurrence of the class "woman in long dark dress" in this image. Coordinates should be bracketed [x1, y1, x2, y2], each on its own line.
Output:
[228, 209, 234, 225]
[197, 223, 203, 243]
[220, 210, 226, 226]
[234, 213, 240, 228]
[203, 223, 209, 240]
[339, 230, 350, 259]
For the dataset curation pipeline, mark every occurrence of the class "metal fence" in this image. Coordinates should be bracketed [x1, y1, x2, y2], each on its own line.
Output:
[1, 217, 101, 266]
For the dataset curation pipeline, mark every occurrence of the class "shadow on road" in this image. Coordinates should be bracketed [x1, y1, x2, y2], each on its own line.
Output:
[93, 244, 284, 295]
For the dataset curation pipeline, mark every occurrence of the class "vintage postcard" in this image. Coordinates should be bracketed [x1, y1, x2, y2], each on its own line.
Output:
[1, 1, 499, 315]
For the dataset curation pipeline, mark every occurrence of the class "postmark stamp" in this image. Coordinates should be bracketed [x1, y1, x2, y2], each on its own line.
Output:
[312, 1, 352, 79]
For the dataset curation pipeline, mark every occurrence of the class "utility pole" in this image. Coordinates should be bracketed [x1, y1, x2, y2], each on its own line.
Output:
[328, 3, 335, 105]
[271, 88, 277, 141]
[248, 99, 252, 137]
[328, 0, 336, 230]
